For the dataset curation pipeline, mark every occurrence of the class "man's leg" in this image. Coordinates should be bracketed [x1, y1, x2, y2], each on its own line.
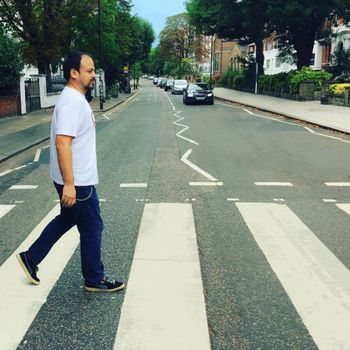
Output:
[74, 186, 105, 285]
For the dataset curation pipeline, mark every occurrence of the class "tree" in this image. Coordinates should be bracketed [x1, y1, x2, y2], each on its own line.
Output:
[186, 0, 269, 75]
[267, 0, 349, 69]
[0, 23, 23, 95]
[0, 0, 95, 75]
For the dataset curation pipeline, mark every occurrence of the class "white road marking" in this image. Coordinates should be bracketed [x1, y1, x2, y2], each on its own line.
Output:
[189, 182, 223, 186]
[236, 202, 350, 350]
[323, 199, 337, 203]
[9, 185, 38, 190]
[227, 198, 240, 201]
[273, 198, 285, 202]
[336, 203, 350, 215]
[304, 127, 350, 144]
[114, 203, 211, 350]
[120, 183, 148, 188]
[255, 182, 294, 187]
[33, 148, 41, 162]
[325, 182, 350, 187]
[0, 204, 80, 349]
[42, 144, 50, 149]
[181, 149, 218, 182]
[173, 116, 199, 145]
[243, 108, 255, 115]
[0, 205, 16, 219]
[102, 114, 110, 120]
[0, 164, 30, 177]
[99, 198, 106, 202]
[14, 201, 24, 204]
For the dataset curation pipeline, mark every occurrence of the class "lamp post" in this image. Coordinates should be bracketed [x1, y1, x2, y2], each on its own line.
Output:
[209, 35, 214, 89]
[98, 0, 103, 110]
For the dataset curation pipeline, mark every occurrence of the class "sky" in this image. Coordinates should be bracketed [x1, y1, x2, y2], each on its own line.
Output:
[131, 0, 186, 46]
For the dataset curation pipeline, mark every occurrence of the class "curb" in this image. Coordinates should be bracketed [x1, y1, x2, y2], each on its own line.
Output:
[215, 96, 350, 135]
[0, 90, 139, 164]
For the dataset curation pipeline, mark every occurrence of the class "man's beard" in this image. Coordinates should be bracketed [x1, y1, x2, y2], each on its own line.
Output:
[86, 81, 95, 91]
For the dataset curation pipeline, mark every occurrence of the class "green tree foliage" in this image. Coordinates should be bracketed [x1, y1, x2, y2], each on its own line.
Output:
[267, 0, 348, 69]
[0, 0, 95, 75]
[0, 23, 24, 95]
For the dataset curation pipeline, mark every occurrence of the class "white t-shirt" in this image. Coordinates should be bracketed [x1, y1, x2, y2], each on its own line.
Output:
[50, 86, 98, 186]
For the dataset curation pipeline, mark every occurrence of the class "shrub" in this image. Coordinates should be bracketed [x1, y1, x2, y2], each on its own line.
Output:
[219, 68, 243, 89]
[328, 83, 350, 96]
[289, 67, 332, 93]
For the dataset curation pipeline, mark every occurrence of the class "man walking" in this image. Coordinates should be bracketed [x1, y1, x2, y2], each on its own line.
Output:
[17, 52, 125, 293]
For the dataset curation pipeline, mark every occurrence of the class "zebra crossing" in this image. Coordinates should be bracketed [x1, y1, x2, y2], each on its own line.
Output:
[0, 200, 350, 349]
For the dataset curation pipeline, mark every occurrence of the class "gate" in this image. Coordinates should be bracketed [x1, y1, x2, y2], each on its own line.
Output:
[25, 78, 41, 113]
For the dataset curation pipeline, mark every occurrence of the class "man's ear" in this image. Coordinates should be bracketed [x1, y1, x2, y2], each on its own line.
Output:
[70, 68, 79, 80]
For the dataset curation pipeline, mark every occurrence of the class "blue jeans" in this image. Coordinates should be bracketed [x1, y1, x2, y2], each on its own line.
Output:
[28, 182, 105, 284]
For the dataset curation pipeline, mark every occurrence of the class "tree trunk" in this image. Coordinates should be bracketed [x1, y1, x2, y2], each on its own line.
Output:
[255, 39, 264, 75]
[37, 58, 51, 76]
[294, 27, 316, 69]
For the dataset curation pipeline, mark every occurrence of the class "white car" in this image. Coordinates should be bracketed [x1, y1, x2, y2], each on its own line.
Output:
[172, 79, 188, 94]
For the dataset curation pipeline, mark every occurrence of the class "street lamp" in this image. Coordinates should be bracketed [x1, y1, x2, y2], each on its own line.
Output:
[98, 0, 103, 110]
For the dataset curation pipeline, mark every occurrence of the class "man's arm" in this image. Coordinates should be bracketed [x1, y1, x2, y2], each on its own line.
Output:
[56, 135, 76, 208]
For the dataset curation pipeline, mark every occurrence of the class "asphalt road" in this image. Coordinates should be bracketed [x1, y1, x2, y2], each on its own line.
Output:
[1, 79, 350, 350]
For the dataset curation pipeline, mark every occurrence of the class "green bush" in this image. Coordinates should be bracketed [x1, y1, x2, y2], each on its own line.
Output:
[219, 68, 243, 89]
[289, 67, 332, 93]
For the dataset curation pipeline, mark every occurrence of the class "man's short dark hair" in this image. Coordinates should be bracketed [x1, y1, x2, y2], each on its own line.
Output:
[63, 52, 89, 81]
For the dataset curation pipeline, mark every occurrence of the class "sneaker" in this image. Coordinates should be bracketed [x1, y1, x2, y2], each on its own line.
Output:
[84, 276, 125, 292]
[17, 251, 40, 285]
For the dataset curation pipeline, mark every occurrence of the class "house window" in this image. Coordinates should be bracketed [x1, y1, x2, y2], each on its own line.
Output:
[248, 45, 255, 53]
[267, 42, 274, 51]
[309, 53, 315, 66]
[276, 57, 281, 68]
[266, 59, 271, 69]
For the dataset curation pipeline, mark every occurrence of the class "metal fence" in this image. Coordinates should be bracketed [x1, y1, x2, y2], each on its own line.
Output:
[47, 74, 66, 93]
[25, 78, 41, 113]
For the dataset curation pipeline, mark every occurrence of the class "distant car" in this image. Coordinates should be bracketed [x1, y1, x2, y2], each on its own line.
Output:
[159, 78, 168, 88]
[164, 79, 174, 91]
[183, 83, 214, 105]
[172, 79, 188, 94]
[157, 77, 164, 87]
[153, 77, 158, 84]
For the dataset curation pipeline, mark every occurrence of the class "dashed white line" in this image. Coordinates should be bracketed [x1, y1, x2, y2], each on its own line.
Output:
[227, 198, 240, 202]
[323, 199, 337, 203]
[189, 182, 223, 187]
[9, 185, 38, 190]
[120, 183, 148, 188]
[181, 149, 218, 182]
[0, 164, 31, 177]
[325, 182, 350, 187]
[33, 148, 41, 162]
[255, 182, 294, 187]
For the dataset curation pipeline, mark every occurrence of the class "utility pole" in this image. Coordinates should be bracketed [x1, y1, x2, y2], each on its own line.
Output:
[209, 35, 214, 89]
[98, 0, 103, 110]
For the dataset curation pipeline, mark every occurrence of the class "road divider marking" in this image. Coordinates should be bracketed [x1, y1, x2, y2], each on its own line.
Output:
[181, 149, 218, 182]
[173, 115, 199, 146]
[0, 204, 80, 349]
[227, 198, 240, 201]
[304, 127, 350, 144]
[189, 182, 223, 186]
[236, 202, 350, 350]
[335, 203, 350, 215]
[325, 182, 350, 187]
[33, 149, 41, 162]
[9, 185, 38, 190]
[102, 114, 110, 120]
[0, 164, 32, 177]
[323, 199, 337, 203]
[114, 203, 211, 350]
[273, 198, 285, 202]
[0, 205, 16, 219]
[255, 182, 294, 187]
[120, 183, 148, 188]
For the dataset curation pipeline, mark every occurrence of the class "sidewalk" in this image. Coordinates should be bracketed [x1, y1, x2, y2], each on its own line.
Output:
[0, 91, 136, 163]
[214, 87, 350, 134]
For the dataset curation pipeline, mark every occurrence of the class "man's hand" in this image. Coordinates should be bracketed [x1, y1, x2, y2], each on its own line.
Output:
[61, 184, 76, 208]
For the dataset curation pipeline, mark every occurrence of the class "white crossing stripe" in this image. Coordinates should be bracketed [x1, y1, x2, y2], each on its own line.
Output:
[0, 204, 80, 349]
[33, 148, 41, 162]
[9, 185, 38, 190]
[120, 183, 148, 188]
[236, 202, 350, 350]
[255, 182, 294, 187]
[325, 182, 350, 187]
[335, 203, 350, 215]
[114, 203, 210, 350]
[189, 182, 223, 186]
[0, 205, 16, 219]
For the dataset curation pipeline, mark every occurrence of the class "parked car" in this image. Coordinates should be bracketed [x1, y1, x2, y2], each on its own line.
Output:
[172, 79, 188, 94]
[157, 77, 164, 87]
[153, 77, 158, 84]
[159, 78, 168, 88]
[164, 79, 174, 91]
[183, 83, 214, 105]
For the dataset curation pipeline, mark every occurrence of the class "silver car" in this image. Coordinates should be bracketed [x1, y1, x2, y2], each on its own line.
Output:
[172, 79, 188, 94]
